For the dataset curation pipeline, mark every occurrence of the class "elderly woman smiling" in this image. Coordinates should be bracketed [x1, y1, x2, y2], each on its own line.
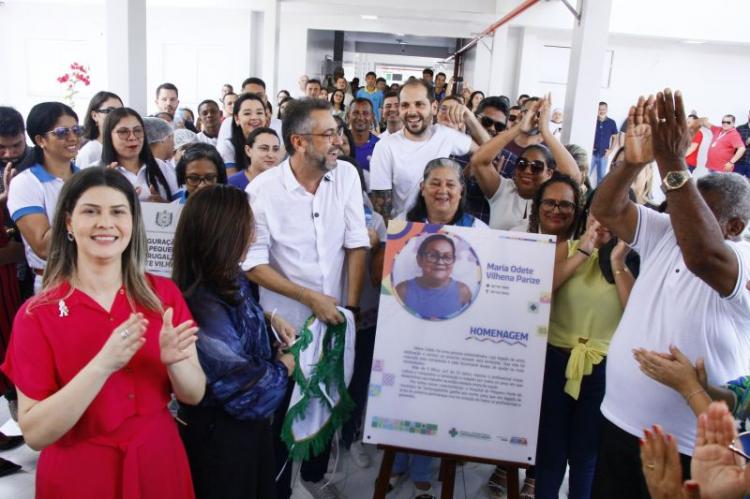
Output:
[404, 157, 488, 228]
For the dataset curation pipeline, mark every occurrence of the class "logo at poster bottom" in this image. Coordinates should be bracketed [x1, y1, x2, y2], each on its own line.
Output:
[448, 427, 491, 441]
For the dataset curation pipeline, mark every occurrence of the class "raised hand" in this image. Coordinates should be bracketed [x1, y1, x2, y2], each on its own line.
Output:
[647, 89, 692, 165]
[641, 425, 696, 499]
[519, 99, 541, 134]
[691, 402, 750, 499]
[624, 96, 655, 166]
[92, 313, 149, 373]
[610, 239, 631, 264]
[537, 93, 551, 126]
[159, 308, 198, 366]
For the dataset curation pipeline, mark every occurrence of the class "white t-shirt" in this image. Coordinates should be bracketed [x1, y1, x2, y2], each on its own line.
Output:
[76, 140, 103, 168]
[369, 125, 472, 217]
[7, 164, 78, 270]
[242, 158, 370, 329]
[602, 205, 750, 455]
[487, 178, 533, 230]
[195, 132, 218, 146]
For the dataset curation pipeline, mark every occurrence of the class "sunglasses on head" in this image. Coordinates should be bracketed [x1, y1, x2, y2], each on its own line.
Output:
[45, 125, 84, 139]
[477, 115, 507, 133]
[515, 158, 547, 174]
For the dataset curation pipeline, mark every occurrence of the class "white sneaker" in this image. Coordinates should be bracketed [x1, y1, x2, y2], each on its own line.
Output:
[349, 440, 372, 468]
[299, 479, 342, 499]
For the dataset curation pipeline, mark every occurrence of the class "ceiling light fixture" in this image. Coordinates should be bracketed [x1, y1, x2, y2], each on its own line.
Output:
[682, 40, 706, 44]
[361, 15, 378, 20]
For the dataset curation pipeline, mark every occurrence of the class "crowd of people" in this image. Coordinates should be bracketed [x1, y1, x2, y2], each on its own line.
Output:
[0, 63, 749, 499]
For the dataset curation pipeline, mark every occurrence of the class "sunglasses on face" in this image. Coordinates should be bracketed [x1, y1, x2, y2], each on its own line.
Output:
[477, 115, 507, 133]
[114, 126, 145, 140]
[722, 120, 733, 125]
[515, 158, 547, 174]
[45, 125, 84, 139]
[540, 199, 576, 214]
[185, 174, 218, 186]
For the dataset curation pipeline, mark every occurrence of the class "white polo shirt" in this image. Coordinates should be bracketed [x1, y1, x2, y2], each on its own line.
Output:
[369, 125, 472, 217]
[242, 158, 370, 329]
[8, 164, 78, 270]
[109, 159, 179, 202]
[602, 205, 750, 455]
[488, 178, 533, 230]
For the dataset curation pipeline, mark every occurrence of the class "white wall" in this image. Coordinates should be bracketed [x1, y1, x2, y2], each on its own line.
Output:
[507, 28, 750, 130]
[0, 2, 106, 118]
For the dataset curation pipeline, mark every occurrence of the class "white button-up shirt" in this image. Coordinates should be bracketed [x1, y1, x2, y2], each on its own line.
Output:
[242, 158, 370, 329]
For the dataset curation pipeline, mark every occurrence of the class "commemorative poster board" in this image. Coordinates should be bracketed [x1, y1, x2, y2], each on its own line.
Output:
[364, 221, 556, 464]
[141, 201, 183, 277]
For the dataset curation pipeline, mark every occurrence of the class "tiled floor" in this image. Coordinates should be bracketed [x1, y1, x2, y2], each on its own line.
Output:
[0, 400, 564, 499]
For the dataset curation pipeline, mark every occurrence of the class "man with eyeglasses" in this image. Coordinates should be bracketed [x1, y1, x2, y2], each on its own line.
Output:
[242, 98, 369, 499]
[370, 79, 489, 222]
[699, 114, 747, 173]
[349, 98, 379, 189]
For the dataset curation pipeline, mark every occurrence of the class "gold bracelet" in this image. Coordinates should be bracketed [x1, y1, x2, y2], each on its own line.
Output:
[684, 388, 708, 404]
[614, 268, 630, 276]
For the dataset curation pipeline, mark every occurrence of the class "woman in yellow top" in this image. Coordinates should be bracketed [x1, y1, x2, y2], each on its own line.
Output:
[526, 174, 638, 499]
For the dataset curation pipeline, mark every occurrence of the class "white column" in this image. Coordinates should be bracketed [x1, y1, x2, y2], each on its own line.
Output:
[105, 0, 147, 114]
[261, 0, 281, 97]
[561, 0, 614, 151]
[249, 11, 263, 79]
[486, 26, 509, 96]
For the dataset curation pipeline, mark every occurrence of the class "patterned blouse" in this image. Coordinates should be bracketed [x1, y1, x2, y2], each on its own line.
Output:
[185, 275, 288, 420]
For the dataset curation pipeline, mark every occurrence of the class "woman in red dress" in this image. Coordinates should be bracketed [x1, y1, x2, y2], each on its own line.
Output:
[1, 167, 206, 498]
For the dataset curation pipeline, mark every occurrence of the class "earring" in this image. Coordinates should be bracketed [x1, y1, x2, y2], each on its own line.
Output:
[66, 231, 74, 242]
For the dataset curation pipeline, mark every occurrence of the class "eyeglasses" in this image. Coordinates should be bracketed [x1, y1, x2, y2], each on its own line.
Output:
[516, 158, 547, 175]
[95, 107, 118, 115]
[540, 199, 576, 214]
[185, 174, 218, 186]
[419, 251, 455, 264]
[45, 126, 84, 139]
[722, 120, 733, 125]
[114, 126, 145, 140]
[300, 127, 344, 142]
[477, 114, 507, 133]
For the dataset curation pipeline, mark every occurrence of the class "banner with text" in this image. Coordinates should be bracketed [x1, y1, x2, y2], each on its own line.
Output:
[142, 201, 183, 277]
[364, 221, 555, 464]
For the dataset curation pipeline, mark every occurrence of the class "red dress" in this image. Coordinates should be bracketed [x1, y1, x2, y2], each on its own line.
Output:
[1, 274, 195, 499]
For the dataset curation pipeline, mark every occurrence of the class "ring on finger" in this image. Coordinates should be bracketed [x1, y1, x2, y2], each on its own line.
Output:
[120, 328, 130, 339]
[646, 463, 656, 470]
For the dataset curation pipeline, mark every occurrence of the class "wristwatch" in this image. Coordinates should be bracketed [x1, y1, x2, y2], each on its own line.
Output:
[661, 170, 692, 194]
